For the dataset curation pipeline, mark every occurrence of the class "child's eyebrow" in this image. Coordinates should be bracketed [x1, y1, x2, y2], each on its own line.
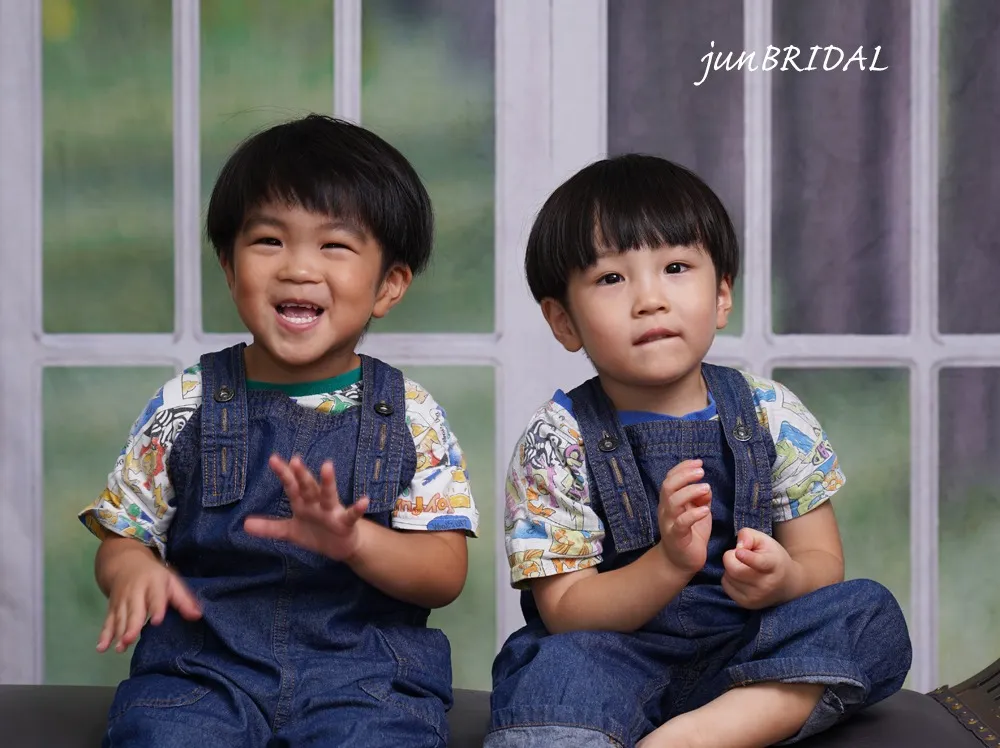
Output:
[242, 214, 370, 241]
[317, 219, 370, 241]
[660, 243, 705, 254]
[242, 215, 287, 232]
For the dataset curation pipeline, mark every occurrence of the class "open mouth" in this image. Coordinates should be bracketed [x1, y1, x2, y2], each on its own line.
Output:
[275, 302, 325, 325]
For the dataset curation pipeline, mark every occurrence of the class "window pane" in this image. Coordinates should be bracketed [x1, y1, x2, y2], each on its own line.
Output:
[399, 365, 495, 691]
[44, 366, 174, 685]
[939, 368, 1000, 685]
[772, 0, 910, 334]
[770, 369, 910, 617]
[43, 0, 173, 333]
[939, 0, 1000, 333]
[200, 0, 334, 333]
[607, 0, 744, 336]
[362, 0, 495, 333]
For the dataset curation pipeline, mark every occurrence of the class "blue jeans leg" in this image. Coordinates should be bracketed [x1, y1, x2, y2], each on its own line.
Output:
[684, 579, 912, 744]
[103, 673, 270, 748]
[488, 627, 691, 748]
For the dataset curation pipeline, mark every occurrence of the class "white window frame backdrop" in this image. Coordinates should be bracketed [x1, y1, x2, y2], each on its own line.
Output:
[1, 0, 997, 694]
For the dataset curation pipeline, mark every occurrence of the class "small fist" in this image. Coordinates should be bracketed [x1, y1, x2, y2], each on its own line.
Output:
[721, 527, 794, 609]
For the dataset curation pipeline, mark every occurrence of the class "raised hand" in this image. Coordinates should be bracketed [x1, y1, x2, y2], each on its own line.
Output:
[244, 454, 370, 562]
[656, 459, 712, 574]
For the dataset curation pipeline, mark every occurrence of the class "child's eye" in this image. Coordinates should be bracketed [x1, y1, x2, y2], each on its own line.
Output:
[321, 242, 351, 251]
[253, 236, 282, 247]
[665, 262, 687, 274]
[596, 272, 624, 286]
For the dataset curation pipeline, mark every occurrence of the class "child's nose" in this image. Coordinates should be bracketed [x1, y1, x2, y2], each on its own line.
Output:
[633, 284, 670, 315]
[278, 247, 322, 281]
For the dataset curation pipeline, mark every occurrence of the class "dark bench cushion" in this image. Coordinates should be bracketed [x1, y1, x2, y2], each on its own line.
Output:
[0, 685, 979, 747]
[0, 686, 490, 748]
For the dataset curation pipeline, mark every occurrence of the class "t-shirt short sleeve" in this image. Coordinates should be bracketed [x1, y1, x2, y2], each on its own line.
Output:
[504, 398, 605, 587]
[743, 373, 847, 522]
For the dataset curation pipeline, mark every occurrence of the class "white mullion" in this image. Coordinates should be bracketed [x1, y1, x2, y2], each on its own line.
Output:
[493, 0, 609, 650]
[546, 0, 609, 387]
[551, 0, 608, 176]
[496, 0, 582, 649]
[174, 0, 201, 341]
[0, 0, 43, 684]
[495, 0, 553, 649]
[333, 0, 362, 123]
[909, 0, 940, 693]
[739, 0, 772, 378]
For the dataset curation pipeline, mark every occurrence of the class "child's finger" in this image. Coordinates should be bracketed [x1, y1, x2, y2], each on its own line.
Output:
[722, 573, 751, 604]
[659, 461, 705, 498]
[736, 527, 767, 551]
[147, 581, 168, 626]
[319, 461, 342, 510]
[113, 599, 130, 652]
[735, 547, 776, 573]
[244, 516, 294, 542]
[345, 495, 370, 523]
[120, 592, 147, 650]
[168, 576, 202, 621]
[96, 609, 116, 652]
[665, 459, 703, 478]
[673, 504, 711, 532]
[666, 483, 711, 518]
[290, 457, 322, 505]
[270, 455, 302, 501]
[722, 548, 754, 580]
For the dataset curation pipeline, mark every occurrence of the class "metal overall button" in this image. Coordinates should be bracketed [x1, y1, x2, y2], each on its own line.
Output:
[373, 401, 394, 416]
[733, 417, 752, 441]
[598, 433, 618, 452]
[214, 384, 235, 403]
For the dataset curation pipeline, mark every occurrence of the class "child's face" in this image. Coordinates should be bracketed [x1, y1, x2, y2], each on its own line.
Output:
[543, 244, 732, 401]
[222, 203, 411, 383]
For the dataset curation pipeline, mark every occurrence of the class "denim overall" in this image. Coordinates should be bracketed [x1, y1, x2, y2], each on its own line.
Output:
[488, 364, 911, 748]
[104, 344, 452, 748]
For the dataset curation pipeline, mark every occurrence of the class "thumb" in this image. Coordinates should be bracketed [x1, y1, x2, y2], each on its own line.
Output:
[736, 527, 763, 550]
[736, 544, 777, 573]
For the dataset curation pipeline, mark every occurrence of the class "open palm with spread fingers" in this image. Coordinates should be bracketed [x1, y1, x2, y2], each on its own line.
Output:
[244, 454, 370, 561]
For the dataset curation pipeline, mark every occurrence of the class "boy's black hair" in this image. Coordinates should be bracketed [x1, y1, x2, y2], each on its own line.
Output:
[207, 114, 433, 275]
[524, 154, 739, 303]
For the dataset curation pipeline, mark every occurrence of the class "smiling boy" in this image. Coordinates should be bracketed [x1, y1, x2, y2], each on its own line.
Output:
[80, 115, 478, 747]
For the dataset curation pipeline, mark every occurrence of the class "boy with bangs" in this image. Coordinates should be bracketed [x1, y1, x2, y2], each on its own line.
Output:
[487, 155, 911, 747]
[79, 115, 478, 747]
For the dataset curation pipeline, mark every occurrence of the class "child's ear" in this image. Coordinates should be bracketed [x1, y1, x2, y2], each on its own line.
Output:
[716, 275, 733, 330]
[372, 264, 413, 318]
[541, 298, 583, 353]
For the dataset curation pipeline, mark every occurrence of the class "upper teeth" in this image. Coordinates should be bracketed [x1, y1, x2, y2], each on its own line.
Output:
[278, 304, 321, 325]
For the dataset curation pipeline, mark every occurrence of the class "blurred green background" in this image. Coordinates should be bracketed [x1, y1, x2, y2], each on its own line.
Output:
[39, 0, 997, 694]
